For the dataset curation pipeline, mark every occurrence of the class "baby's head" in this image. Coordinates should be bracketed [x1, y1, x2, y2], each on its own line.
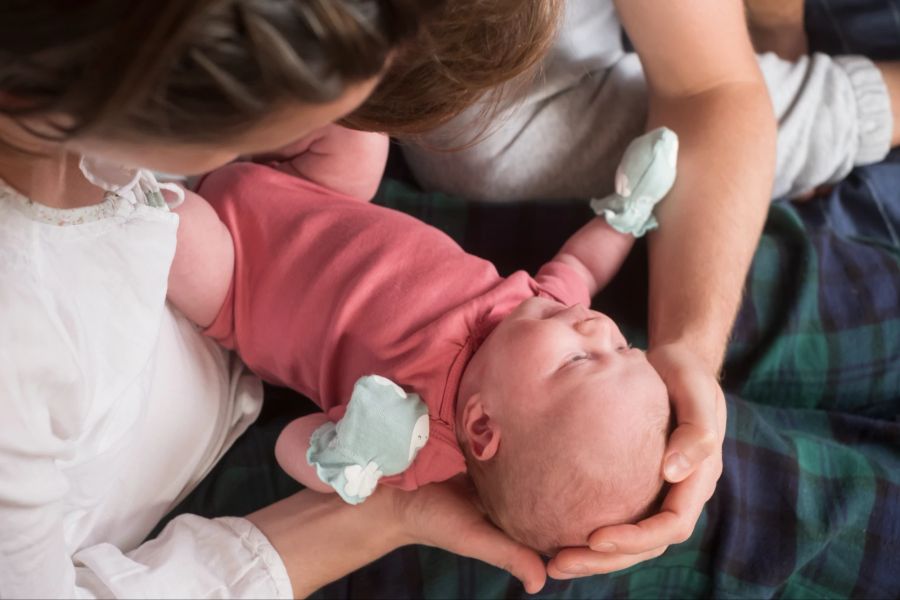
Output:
[456, 297, 671, 555]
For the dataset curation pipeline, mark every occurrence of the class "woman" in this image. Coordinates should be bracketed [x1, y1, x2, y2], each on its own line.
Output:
[0, 1, 560, 595]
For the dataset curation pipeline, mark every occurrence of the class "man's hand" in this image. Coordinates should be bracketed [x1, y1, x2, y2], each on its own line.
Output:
[561, 0, 772, 579]
[394, 476, 548, 594]
[649, 344, 725, 485]
[547, 343, 726, 579]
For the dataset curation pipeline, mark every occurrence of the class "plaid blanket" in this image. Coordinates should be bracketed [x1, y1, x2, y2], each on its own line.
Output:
[150, 4, 900, 596]
[160, 152, 900, 599]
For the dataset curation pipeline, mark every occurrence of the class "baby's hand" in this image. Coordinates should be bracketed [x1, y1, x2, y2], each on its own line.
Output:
[275, 413, 336, 494]
[259, 124, 390, 201]
[281, 376, 430, 505]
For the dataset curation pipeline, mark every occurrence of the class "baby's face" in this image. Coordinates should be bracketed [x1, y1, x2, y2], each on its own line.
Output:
[471, 298, 670, 528]
[460, 297, 672, 549]
[475, 297, 667, 428]
[457, 298, 670, 553]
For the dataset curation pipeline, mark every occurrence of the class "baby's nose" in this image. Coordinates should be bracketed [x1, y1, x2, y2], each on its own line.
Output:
[556, 303, 591, 322]
[574, 314, 616, 346]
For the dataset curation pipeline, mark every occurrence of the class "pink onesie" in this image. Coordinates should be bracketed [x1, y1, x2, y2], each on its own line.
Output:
[201, 163, 591, 490]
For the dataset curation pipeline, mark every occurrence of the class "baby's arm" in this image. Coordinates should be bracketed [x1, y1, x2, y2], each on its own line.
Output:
[554, 127, 680, 297]
[552, 219, 635, 297]
[167, 188, 235, 328]
[275, 414, 335, 494]
[168, 189, 335, 492]
[267, 124, 389, 201]
[169, 126, 386, 327]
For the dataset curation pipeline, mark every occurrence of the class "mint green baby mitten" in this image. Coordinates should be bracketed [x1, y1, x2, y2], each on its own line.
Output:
[307, 375, 430, 505]
[589, 127, 679, 237]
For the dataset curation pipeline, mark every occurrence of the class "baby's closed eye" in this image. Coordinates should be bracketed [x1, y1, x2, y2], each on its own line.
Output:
[562, 344, 633, 368]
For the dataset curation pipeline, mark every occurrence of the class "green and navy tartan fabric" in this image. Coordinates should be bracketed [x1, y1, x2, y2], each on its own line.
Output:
[153, 4, 900, 596]
[157, 154, 900, 598]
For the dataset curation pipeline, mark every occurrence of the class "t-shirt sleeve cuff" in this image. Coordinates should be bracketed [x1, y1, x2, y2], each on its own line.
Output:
[534, 260, 593, 307]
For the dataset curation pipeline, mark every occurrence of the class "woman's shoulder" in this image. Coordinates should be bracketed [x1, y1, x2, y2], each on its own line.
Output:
[0, 176, 177, 237]
[0, 262, 89, 455]
[0, 180, 178, 436]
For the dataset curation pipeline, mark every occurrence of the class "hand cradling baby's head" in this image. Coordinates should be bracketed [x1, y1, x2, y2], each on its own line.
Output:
[457, 297, 672, 555]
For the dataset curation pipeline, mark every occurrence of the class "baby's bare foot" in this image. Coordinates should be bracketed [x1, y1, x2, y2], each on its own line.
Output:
[745, 0, 808, 61]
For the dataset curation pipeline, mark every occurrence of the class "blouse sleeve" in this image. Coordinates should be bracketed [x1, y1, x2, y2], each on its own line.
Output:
[71, 516, 291, 598]
[0, 282, 291, 599]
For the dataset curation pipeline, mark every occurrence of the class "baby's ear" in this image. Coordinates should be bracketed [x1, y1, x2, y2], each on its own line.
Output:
[461, 394, 501, 461]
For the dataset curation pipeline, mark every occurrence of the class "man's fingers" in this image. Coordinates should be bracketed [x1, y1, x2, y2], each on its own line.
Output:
[667, 382, 726, 478]
[548, 546, 668, 579]
[654, 359, 721, 482]
[663, 363, 718, 427]
[663, 423, 717, 482]
[547, 459, 721, 580]
[585, 508, 697, 556]
[588, 460, 717, 553]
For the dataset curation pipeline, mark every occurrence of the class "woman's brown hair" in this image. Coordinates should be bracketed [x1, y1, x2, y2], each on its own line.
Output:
[0, 0, 439, 144]
[0, 0, 561, 144]
[346, 0, 564, 138]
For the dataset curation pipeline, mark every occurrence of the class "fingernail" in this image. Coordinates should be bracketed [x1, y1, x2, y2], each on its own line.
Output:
[563, 563, 588, 575]
[664, 452, 691, 480]
[592, 542, 617, 552]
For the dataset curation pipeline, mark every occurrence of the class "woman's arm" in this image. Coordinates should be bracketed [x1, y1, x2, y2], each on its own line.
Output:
[0, 283, 288, 598]
[249, 477, 547, 597]
[549, 0, 775, 578]
[0, 304, 545, 597]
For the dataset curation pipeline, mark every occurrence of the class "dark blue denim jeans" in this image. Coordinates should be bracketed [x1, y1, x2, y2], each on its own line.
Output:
[807, 0, 900, 58]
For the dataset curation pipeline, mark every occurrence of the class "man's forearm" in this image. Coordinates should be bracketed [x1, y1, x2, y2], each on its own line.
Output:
[646, 81, 776, 370]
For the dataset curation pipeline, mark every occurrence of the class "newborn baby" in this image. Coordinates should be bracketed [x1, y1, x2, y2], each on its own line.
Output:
[168, 126, 675, 554]
[450, 298, 671, 553]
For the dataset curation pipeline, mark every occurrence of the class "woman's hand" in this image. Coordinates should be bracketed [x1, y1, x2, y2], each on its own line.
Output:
[250, 475, 546, 597]
[393, 476, 547, 593]
[547, 343, 726, 579]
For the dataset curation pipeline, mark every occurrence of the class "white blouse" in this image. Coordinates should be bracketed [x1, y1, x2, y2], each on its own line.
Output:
[0, 177, 291, 598]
